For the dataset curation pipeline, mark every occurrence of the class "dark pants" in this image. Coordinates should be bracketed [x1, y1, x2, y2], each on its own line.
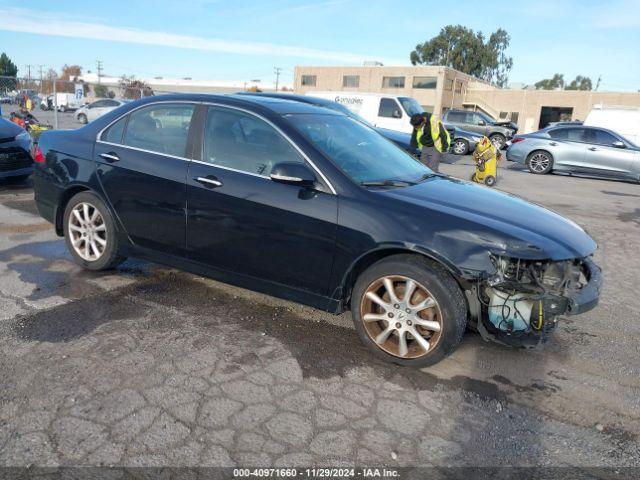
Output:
[420, 146, 442, 172]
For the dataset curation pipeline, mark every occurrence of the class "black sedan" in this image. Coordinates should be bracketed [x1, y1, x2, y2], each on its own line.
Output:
[33, 94, 601, 366]
[0, 117, 33, 182]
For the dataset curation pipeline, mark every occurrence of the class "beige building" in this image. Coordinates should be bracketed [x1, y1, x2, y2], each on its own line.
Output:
[294, 65, 640, 133]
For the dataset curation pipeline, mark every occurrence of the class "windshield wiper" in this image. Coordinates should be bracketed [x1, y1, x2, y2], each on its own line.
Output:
[360, 179, 416, 188]
[416, 172, 439, 183]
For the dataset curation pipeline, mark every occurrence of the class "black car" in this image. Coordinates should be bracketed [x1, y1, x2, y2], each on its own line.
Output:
[33, 94, 601, 366]
[0, 117, 33, 182]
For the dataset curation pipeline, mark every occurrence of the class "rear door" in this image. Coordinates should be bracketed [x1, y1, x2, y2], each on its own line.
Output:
[95, 102, 196, 255]
[186, 104, 337, 296]
[547, 127, 587, 169]
[581, 128, 636, 175]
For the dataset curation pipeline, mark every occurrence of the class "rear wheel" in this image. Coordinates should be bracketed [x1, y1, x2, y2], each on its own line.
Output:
[526, 151, 553, 174]
[484, 175, 496, 187]
[63, 192, 125, 270]
[351, 255, 467, 367]
[452, 139, 469, 155]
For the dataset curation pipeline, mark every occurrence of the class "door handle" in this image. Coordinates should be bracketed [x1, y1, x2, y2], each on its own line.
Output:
[99, 152, 120, 162]
[549, 142, 557, 146]
[588, 147, 597, 151]
[195, 176, 223, 187]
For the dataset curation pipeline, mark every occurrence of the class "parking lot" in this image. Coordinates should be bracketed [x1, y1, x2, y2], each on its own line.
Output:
[1, 142, 638, 469]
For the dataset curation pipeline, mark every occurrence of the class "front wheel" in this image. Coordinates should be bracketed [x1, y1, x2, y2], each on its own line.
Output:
[77, 113, 88, 124]
[351, 255, 468, 367]
[489, 133, 506, 149]
[526, 151, 553, 174]
[63, 192, 125, 270]
[484, 175, 496, 187]
[452, 139, 469, 155]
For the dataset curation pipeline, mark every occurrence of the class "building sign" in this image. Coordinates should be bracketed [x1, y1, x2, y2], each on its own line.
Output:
[74, 83, 84, 100]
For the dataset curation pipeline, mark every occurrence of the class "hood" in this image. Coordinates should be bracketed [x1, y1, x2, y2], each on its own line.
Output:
[382, 176, 596, 260]
[0, 117, 24, 141]
[493, 120, 518, 131]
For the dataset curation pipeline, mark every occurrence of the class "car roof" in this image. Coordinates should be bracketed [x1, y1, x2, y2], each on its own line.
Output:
[128, 92, 341, 115]
[238, 92, 336, 108]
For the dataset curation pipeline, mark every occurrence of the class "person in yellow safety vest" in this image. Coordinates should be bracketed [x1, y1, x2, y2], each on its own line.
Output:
[409, 112, 451, 172]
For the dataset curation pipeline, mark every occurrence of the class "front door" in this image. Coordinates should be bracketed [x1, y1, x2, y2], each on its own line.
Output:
[186, 105, 338, 297]
[375, 98, 405, 132]
[95, 102, 196, 255]
[581, 128, 635, 176]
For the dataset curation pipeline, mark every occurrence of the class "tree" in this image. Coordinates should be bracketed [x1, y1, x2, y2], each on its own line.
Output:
[120, 76, 153, 99]
[94, 84, 109, 98]
[566, 75, 593, 91]
[56, 64, 84, 93]
[0, 52, 18, 91]
[535, 73, 565, 90]
[410, 25, 513, 87]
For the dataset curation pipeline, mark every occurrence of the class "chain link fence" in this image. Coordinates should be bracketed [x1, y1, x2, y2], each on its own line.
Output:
[1, 75, 162, 133]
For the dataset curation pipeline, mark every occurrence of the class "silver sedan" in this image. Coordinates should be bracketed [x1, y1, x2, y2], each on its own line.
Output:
[506, 125, 640, 181]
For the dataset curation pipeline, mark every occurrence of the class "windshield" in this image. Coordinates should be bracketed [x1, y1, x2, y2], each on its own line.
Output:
[477, 111, 496, 124]
[289, 114, 431, 184]
[399, 97, 423, 117]
[321, 101, 374, 128]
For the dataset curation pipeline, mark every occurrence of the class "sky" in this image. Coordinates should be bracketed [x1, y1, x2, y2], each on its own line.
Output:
[0, 0, 639, 91]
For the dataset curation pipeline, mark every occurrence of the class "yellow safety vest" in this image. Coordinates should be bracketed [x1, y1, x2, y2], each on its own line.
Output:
[417, 116, 450, 153]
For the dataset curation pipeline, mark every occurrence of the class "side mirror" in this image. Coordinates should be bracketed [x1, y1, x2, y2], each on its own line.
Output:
[612, 140, 626, 149]
[392, 110, 402, 119]
[270, 162, 316, 187]
[477, 120, 486, 126]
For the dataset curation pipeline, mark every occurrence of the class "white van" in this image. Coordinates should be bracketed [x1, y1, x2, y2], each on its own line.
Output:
[584, 105, 640, 144]
[305, 92, 424, 134]
[54, 93, 85, 112]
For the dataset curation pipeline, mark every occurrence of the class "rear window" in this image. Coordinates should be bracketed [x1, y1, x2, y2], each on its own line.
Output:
[122, 104, 195, 157]
[101, 117, 127, 144]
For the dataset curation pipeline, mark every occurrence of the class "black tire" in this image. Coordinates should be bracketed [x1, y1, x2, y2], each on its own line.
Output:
[77, 113, 88, 124]
[484, 175, 496, 187]
[63, 191, 125, 270]
[452, 138, 469, 155]
[470, 173, 478, 182]
[351, 254, 468, 367]
[526, 150, 553, 174]
[489, 133, 506, 149]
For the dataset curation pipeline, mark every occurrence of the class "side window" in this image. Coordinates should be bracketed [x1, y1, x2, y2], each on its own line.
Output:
[591, 129, 619, 146]
[122, 103, 194, 157]
[105, 100, 120, 107]
[549, 128, 583, 141]
[378, 98, 401, 118]
[203, 107, 304, 176]
[101, 117, 127, 144]
[446, 111, 464, 122]
[91, 100, 107, 108]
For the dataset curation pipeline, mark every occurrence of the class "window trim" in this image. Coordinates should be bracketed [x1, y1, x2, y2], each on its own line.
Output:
[96, 100, 336, 195]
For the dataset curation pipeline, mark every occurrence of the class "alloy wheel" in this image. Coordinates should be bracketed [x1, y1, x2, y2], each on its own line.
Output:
[453, 140, 467, 155]
[490, 135, 505, 149]
[68, 202, 107, 261]
[529, 152, 550, 173]
[360, 275, 443, 359]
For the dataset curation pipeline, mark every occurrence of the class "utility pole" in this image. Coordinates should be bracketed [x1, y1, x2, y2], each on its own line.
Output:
[38, 65, 45, 93]
[96, 60, 103, 84]
[274, 67, 282, 92]
[24, 64, 34, 84]
[595, 75, 601, 91]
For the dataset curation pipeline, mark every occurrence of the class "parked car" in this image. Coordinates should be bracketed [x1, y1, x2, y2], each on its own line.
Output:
[33, 94, 601, 366]
[506, 125, 640, 181]
[306, 91, 425, 134]
[0, 117, 33, 182]
[547, 121, 583, 127]
[241, 93, 479, 156]
[442, 109, 517, 149]
[76, 98, 126, 124]
[0, 95, 12, 104]
[584, 105, 640, 145]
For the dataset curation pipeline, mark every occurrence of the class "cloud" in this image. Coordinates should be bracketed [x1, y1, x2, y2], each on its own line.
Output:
[0, 7, 397, 64]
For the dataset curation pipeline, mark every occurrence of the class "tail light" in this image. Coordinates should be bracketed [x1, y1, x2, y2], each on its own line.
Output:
[511, 137, 525, 144]
[33, 145, 45, 163]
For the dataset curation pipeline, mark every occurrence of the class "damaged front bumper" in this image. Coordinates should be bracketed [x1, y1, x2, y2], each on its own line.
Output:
[472, 255, 602, 348]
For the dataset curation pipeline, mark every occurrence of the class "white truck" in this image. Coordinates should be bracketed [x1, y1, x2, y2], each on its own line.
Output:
[584, 105, 640, 145]
[52, 92, 85, 112]
[305, 92, 424, 134]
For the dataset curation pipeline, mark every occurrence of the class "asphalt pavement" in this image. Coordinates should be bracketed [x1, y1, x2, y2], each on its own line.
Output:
[0, 151, 639, 469]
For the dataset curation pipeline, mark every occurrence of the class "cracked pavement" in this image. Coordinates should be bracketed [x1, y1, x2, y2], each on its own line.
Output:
[0, 159, 639, 468]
